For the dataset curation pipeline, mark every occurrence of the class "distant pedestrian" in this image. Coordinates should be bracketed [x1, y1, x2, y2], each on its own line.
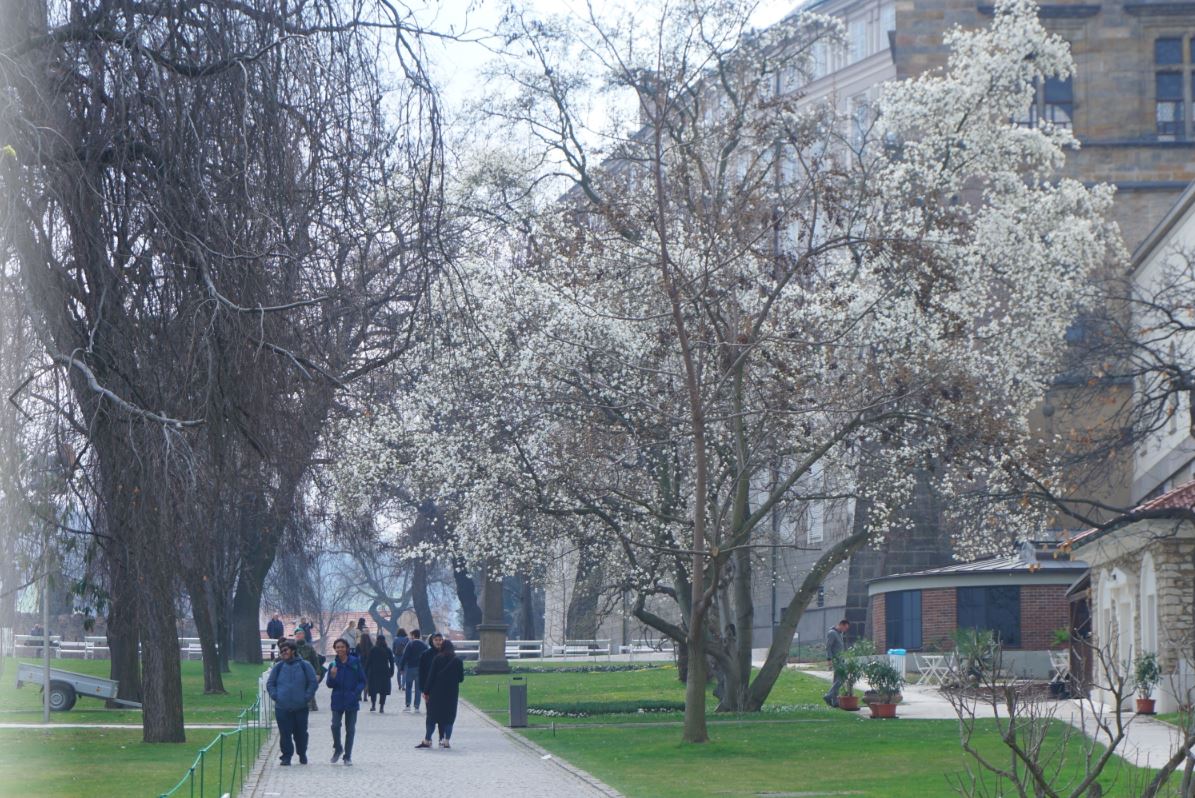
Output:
[342, 622, 361, 652]
[397, 629, 429, 712]
[266, 640, 318, 766]
[294, 628, 324, 711]
[392, 628, 410, 690]
[823, 619, 850, 708]
[416, 638, 464, 749]
[357, 633, 374, 700]
[299, 617, 314, 642]
[325, 638, 365, 766]
[366, 634, 395, 712]
[267, 614, 285, 641]
[416, 632, 444, 731]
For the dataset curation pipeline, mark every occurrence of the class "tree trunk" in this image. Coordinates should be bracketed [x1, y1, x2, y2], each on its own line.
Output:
[411, 558, 435, 634]
[231, 535, 276, 663]
[744, 510, 872, 711]
[106, 548, 142, 706]
[453, 559, 483, 639]
[139, 560, 186, 743]
[566, 552, 602, 639]
[519, 574, 537, 640]
[183, 570, 226, 694]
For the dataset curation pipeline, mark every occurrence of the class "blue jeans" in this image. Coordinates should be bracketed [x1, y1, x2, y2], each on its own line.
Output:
[275, 707, 309, 761]
[331, 708, 357, 759]
[404, 667, 421, 708]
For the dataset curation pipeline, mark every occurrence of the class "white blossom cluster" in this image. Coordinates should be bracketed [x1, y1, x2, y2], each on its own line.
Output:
[328, 0, 1119, 586]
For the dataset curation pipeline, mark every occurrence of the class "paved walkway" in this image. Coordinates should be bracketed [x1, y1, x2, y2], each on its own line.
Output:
[794, 665, 1191, 768]
[245, 700, 622, 797]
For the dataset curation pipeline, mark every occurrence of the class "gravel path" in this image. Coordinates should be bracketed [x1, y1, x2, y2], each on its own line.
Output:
[245, 699, 623, 797]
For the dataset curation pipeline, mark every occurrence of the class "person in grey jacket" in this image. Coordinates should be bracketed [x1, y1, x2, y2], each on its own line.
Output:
[823, 619, 850, 707]
[266, 640, 319, 765]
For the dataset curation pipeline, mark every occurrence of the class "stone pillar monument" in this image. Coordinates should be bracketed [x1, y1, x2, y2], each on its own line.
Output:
[476, 566, 510, 674]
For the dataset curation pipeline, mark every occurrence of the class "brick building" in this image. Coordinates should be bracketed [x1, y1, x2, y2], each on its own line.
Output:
[866, 541, 1086, 677]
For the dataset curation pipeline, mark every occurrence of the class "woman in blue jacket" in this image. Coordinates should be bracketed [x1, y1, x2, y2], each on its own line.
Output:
[325, 637, 366, 765]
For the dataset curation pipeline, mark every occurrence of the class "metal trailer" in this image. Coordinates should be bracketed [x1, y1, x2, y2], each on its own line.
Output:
[15, 663, 142, 711]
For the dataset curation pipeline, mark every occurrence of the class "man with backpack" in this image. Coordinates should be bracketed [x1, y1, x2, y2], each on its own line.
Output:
[266, 640, 318, 766]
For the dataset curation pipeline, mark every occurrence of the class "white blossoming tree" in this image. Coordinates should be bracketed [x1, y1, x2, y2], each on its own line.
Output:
[332, 0, 1119, 743]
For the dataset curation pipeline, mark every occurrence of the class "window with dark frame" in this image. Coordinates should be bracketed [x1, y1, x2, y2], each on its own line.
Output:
[885, 590, 922, 650]
[1015, 76, 1074, 130]
[957, 585, 1022, 649]
[1155, 36, 1190, 140]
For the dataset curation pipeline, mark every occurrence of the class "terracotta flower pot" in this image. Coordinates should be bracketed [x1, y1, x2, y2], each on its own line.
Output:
[1136, 698, 1156, 715]
[869, 702, 897, 719]
[837, 695, 860, 711]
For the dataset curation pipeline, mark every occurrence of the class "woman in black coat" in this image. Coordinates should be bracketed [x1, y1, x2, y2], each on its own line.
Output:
[416, 638, 464, 749]
[364, 634, 393, 712]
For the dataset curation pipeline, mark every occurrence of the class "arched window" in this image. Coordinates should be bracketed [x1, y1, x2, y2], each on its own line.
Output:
[1139, 554, 1158, 655]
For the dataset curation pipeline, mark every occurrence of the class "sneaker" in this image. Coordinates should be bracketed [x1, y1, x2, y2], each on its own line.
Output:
[403, 707, 411, 713]
[331, 750, 342, 764]
[379, 708, 385, 714]
[822, 696, 834, 707]
[413, 708, 421, 714]
[298, 755, 308, 765]
[280, 759, 292, 766]
[439, 740, 450, 749]
[370, 706, 376, 712]
[343, 758, 353, 767]
[415, 741, 432, 749]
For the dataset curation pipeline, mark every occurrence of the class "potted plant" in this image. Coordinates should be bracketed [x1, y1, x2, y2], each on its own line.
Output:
[863, 659, 904, 719]
[1134, 652, 1161, 714]
[832, 640, 873, 711]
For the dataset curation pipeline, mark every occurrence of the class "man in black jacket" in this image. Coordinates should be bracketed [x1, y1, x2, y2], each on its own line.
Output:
[418, 633, 444, 742]
[396, 630, 428, 712]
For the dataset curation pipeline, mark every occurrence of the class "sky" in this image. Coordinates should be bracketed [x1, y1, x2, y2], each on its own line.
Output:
[407, 0, 803, 115]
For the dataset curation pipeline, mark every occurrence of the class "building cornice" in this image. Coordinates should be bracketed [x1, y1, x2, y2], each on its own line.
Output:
[1123, 1, 1195, 16]
[978, 3, 1101, 16]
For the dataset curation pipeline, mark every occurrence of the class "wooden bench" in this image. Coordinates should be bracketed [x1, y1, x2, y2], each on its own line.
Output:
[620, 638, 675, 655]
[84, 636, 110, 659]
[14, 634, 62, 657]
[505, 640, 544, 658]
[550, 639, 612, 657]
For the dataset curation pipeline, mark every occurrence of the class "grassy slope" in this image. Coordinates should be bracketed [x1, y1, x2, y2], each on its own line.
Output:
[462, 665, 1155, 798]
[0, 657, 268, 724]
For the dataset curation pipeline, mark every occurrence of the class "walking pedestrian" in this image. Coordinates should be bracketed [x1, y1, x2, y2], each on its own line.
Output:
[366, 633, 394, 712]
[392, 628, 410, 691]
[342, 622, 361, 653]
[416, 638, 464, 750]
[293, 627, 324, 711]
[357, 632, 373, 701]
[325, 638, 365, 766]
[396, 629, 428, 712]
[416, 633, 444, 728]
[266, 640, 318, 766]
[823, 618, 850, 708]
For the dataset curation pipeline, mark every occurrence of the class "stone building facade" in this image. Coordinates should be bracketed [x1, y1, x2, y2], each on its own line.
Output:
[1071, 482, 1195, 713]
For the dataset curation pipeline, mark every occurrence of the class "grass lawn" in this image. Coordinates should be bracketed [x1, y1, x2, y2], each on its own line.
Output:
[0, 657, 269, 725]
[0, 727, 246, 798]
[462, 665, 1156, 798]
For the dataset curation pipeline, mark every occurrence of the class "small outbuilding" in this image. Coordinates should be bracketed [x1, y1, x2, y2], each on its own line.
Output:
[1070, 479, 1195, 713]
[867, 541, 1086, 678]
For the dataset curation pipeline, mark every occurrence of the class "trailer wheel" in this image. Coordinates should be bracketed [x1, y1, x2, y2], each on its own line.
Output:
[47, 681, 77, 711]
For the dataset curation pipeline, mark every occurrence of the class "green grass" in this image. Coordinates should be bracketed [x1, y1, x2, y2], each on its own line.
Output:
[0, 727, 242, 798]
[462, 665, 1156, 798]
[0, 657, 269, 725]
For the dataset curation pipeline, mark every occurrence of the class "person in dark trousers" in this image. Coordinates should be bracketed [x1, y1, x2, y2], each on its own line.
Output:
[365, 634, 394, 712]
[266, 614, 285, 641]
[325, 638, 365, 766]
[823, 619, 850, 708]
[392, 628, 410, 691]
[397, 629, 429, 712]
[356, 632, 374, 701]
[416, 633, 444, 736]
[266, 640, 318, 766]
[293, 627, 324, 711]
[416, 638, 464, 749]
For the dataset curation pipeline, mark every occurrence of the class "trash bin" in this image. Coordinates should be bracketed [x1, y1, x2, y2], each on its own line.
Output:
[887, 648, 907, 675]
[509, 676, 528, 728]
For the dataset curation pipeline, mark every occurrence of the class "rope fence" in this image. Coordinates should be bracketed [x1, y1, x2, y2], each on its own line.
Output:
[158, 672, 273, 798]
